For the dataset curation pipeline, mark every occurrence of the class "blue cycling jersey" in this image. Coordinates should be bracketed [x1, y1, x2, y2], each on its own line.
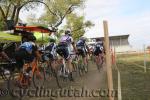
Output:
[20, 42, 34, 54]
[76, 39, 86, 46]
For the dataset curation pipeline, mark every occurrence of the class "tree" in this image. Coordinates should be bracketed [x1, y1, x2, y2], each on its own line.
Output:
[65, 13, 94, 40]
[0, 0, 43, 30]
[0, 13, 5, 30]
[38, 0, 85, 27]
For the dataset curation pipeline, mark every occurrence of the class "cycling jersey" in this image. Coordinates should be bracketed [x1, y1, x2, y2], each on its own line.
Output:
[45, 43, 57, 60]
[76, 39, 86, 47]
[19, 42, 36, 54]
[57, 34, 74, 60]
[14, 42, 38, 70]
[60, 35, 73, 45]
[93, 41, 104, 55]
[76, 38, 88, 57]
[95, 42, 104, 51]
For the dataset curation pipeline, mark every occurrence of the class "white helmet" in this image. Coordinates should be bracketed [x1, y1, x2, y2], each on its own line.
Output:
[65, 29, 71, 35]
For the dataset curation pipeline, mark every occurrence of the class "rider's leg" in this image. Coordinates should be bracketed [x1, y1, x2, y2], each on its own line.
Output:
[82, 48, 88, 66]
[66, 57, 74, 81]
[63, 46, 74, 81]
[67, 58, 73, 72]
[83, 56, 88, 66]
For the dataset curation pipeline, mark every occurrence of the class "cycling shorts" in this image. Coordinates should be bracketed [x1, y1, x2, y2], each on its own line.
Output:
[93, 47, 103, 56]
[76, 46, 87, 57]
[56, 43, 70, 60]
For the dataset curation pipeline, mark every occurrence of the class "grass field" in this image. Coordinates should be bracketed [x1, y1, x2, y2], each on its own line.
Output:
[0, 32, 49, 43]
[113, 53, 150, 100]
[0, 32, 21, 42]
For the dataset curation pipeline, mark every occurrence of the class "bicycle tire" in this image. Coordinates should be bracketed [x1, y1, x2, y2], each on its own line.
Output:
[7, 72, 28, 98]
[96, 57, 103, 72]
[32, 66, 45, 88]
[44, 63, 61, 88]
[52, 69, 61, 88]
[78, 63, 84, 76]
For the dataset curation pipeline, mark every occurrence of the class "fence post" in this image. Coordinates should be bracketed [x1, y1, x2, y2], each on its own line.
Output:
[114, 47, 116, 65]
[144, 45, 147, 72]
[103, 20, 114, 100]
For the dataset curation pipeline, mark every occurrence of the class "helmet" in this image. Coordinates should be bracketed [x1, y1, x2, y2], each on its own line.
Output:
[65, 29, 71, 35]
[28, 35, 36, 42]
[49, 33, 57, 43]
[80, 36, 87, 42]
[49, 38, 56, 43]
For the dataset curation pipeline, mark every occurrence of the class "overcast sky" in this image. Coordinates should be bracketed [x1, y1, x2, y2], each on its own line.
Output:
[20, 0, 150, 48]
[84, 0, 150, 48]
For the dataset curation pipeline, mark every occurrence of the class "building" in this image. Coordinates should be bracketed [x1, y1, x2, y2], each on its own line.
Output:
[88, 34, 132, 52]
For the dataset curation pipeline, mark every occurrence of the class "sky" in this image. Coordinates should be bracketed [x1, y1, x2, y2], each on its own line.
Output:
[84, 0, 150, 48]
[19, 0, 150, 48]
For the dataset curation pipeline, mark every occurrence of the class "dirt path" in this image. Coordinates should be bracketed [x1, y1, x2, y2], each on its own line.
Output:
[0, 62, 112, 100]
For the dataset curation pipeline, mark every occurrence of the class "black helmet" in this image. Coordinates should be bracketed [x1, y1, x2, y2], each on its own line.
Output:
[80, 36, 87, 42]
[28, 35, 36, 42]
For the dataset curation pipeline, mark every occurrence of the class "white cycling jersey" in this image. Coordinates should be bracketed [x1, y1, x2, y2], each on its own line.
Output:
[59, 34, 74, 54]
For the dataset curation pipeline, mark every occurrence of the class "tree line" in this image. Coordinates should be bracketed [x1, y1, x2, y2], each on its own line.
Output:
[0, 0, 94, 40]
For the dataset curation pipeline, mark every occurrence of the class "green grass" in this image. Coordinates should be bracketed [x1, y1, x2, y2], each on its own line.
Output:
[0, 32, 49, 43]
[113, 54, 150, 100]
[0, 32, 21, 42]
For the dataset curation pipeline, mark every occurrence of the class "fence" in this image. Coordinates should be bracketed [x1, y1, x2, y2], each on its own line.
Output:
[111, 46, 150, 100]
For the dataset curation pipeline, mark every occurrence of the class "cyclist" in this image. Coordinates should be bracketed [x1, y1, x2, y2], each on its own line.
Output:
[93, 40, 105, 65]
[14, 35, 41, 76]
[76, 36, 89, 71]
[44, 32, 58, 70]
[56, 29, 76, 81]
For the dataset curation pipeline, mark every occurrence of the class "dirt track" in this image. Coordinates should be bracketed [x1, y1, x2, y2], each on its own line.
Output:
[0, 62, 116, 100]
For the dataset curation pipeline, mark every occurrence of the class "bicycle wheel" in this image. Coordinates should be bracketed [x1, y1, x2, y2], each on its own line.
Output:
[7, 72, 29, 98]
[84, 59, 89, 73]
[32, 65, 45, 88]
[52, 69, 61, 88]
[78, 61, 85, 76]
[40, 62, 51, 81]
[44, 62, 61, 88]
[96, 56, 103, 72]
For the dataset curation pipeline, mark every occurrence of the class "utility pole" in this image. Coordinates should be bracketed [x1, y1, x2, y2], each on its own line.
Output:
[103, 20, 114, 100]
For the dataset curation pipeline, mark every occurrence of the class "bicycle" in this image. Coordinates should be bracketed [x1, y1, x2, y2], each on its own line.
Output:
[40, 51, 61, 88]
[77, 54, 88, 76]
[7, 58, 45, 96]
[95, 53, 104, 72]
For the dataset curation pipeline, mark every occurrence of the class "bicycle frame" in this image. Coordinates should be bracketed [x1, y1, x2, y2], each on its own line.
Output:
[16, 58, 43, 87]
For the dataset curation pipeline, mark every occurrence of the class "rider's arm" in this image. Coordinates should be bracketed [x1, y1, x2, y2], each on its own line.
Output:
[72, 42, 77, 52]
[33, 45, 41, 60]
[85, 43, 90, 53]
[71, 37, 77, 52]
